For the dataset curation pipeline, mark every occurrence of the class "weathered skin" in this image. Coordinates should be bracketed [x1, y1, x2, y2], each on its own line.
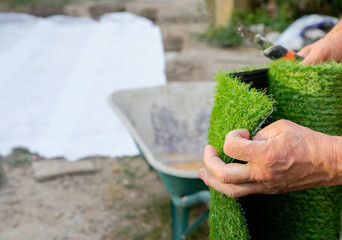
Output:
[299, 19, 342, 65]
[199, 120, 342, 198]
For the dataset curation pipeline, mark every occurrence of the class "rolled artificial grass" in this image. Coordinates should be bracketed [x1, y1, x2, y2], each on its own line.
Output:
[207, 61, 342, 240]
[207, 70, 275, 240]
[268, 60, 342, 135]
[265, 60, 342, 240]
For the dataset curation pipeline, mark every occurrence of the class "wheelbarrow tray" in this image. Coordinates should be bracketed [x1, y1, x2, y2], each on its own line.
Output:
[108, 81, 215, 195]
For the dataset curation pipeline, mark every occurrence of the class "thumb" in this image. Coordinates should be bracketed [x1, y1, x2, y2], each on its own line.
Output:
[224, 129, 267, 163]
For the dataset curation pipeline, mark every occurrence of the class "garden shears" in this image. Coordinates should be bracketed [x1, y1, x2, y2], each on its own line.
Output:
[237, 23, 303, 61]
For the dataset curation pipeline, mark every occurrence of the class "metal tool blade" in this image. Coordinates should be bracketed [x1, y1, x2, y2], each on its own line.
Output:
[237, 23, 273, 50]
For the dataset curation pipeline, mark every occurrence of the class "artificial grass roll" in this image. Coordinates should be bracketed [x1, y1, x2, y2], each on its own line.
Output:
[265, 60, 342, 240]
[268, 60, 342, 135]
[207, 71, 275, 240]
[207, 61, 342, 240]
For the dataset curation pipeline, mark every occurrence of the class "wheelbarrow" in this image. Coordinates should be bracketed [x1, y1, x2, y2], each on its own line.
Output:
[108, 81, 215, 240]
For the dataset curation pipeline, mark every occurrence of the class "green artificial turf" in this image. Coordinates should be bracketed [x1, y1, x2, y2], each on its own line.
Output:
[207, 70, 275, 240]
[207, 61, 342, 240]
[265, 60, 342, 240]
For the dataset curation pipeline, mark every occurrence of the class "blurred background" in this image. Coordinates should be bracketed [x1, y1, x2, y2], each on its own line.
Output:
[0, 0, 341, 239]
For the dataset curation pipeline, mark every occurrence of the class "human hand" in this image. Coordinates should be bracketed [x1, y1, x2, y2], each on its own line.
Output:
[198, 120, 342, 198]
[298, 19, 342, 65]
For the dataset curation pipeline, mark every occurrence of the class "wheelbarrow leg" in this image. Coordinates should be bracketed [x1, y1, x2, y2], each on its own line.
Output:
[170, 191, 210, 239]
[171, 199, 189, 240]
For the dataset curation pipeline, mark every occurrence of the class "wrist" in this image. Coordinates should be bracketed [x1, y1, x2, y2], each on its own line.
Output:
[324, 20, 342, 62]
[331, 136, 342, 185]
[329, 19, 342, 34]
[311, 132, 342, 187]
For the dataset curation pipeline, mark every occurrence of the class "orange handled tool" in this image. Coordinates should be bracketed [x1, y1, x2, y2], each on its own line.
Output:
[263, 44, 303, 60]
[237, 23, 303, 61]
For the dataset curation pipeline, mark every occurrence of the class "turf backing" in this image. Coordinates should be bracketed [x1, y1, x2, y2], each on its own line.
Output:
[207, 70, 275, 240]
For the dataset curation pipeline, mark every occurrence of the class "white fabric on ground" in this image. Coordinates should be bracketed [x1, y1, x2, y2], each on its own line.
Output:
[0, 12, 166, 160]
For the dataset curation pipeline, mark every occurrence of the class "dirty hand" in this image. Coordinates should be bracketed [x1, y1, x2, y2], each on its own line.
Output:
[298, 19, 342, 65]
[198, 120, 342, 198]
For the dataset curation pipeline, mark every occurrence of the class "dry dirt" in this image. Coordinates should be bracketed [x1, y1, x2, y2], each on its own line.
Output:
[0, 0, 270, 239]
[0, 152, 210, 240]
[1, 156, 185, 240]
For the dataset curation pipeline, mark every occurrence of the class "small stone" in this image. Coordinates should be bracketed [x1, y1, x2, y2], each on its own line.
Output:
[55, 211, 64, 219]
[32, 159, 97, 182]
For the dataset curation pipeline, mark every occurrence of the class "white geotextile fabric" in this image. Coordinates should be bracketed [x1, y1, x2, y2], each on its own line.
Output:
[0, 12, 166, 160]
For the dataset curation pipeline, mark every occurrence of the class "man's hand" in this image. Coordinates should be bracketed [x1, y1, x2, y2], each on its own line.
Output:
[298, 19, 342, 65]
[198, 120, 342, 198]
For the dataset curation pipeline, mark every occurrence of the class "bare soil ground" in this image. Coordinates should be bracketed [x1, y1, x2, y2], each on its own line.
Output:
[0, 0, 269, 239]
[1, 152, 209, 240]
[1, 155, 207, 240]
